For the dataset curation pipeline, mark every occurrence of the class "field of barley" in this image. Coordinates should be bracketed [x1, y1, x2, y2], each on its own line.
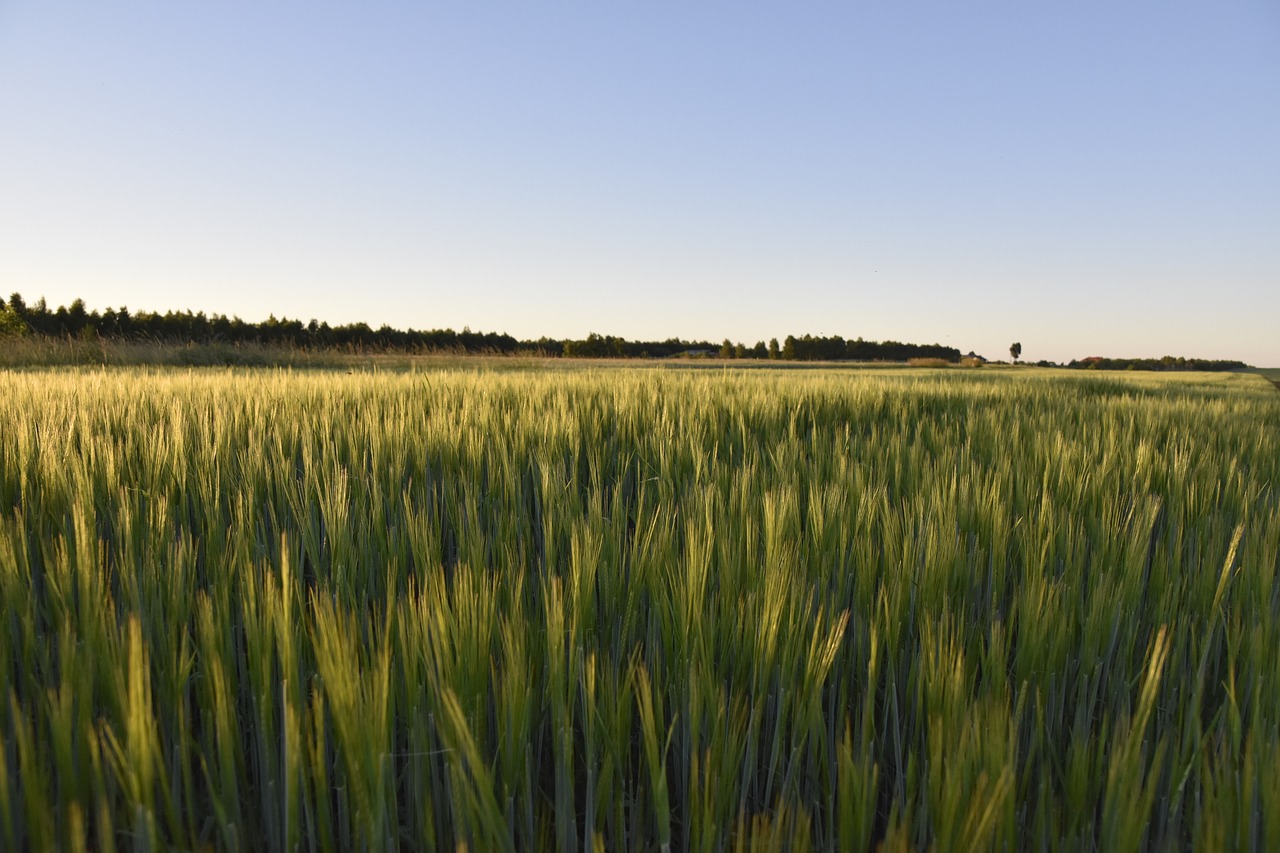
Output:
[2, 365, 1278, 851]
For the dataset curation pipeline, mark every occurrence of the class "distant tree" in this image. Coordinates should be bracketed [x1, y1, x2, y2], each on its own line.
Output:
[719, 339, 735, 359]
[564, 332, 623, 358]
[67, 298, 89, 334]
[0, 302, 28, 337]
[768, 338, 780, 359]
[99, 307, 120, 337]
[1010, 342, 1022, 363]
[751, 341, 767, 359]
[735, 342, 748, 359]
[782, 335, 798, 360]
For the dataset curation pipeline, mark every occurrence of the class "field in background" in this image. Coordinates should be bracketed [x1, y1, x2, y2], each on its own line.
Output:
[1250, 367, 1280, 387]
[2, 365, 1278, 850]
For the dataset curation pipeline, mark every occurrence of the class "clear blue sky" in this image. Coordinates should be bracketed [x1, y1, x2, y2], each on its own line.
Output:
[2, 2, 1277, 364]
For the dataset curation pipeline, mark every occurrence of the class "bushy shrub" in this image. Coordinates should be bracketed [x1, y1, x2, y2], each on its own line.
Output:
[0, 303, 28, 337]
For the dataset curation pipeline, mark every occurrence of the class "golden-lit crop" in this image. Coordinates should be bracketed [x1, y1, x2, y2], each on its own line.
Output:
[1, 365, 1277, 850]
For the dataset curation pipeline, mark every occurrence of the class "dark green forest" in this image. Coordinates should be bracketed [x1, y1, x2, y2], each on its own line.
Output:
[0, 293, 1249, 370]
[0, 294, 962, 363]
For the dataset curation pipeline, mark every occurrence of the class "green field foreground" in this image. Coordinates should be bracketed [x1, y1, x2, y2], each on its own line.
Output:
[2, 366, 1279, 851]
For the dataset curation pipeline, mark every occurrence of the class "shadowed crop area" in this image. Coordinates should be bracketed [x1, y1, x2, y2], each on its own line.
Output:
[1, 366, 1278, 851]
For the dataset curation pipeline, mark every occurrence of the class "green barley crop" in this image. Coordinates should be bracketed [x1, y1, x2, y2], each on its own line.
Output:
[0, 364, 1278, 850]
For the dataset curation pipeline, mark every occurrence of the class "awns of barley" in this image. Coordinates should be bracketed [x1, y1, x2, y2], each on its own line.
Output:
[0, 366, 1277, 850]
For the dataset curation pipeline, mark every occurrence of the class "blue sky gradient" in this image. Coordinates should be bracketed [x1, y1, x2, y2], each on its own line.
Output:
[2, 2, 1277, 363]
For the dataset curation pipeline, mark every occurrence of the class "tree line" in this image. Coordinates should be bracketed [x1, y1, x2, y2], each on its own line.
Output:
[1, 294, 1250, 369]
[779, 334, 959, 362]
[1065, 356, 1248, 372]
[558, 332, 962, 362]
[0, 294, 962, 362]
[0, 293, 522, 354]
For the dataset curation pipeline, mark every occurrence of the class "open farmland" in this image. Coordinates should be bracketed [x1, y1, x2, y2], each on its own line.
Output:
[2, 366, 1278, 851]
